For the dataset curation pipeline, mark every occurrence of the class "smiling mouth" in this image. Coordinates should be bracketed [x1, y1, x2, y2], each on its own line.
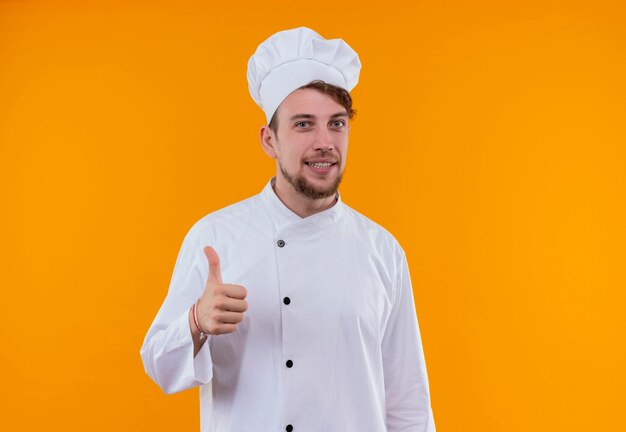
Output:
[305, 162, 336, 168]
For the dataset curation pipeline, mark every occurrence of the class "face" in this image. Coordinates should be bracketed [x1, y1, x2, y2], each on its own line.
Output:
[261, 88, 350, 200]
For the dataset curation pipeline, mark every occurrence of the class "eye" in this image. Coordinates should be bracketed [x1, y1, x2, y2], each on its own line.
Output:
[331, 120, 346, 128]
[294, 121, 311, 129]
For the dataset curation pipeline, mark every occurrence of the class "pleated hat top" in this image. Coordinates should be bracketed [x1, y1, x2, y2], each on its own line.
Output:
[247, 27, 361, 124]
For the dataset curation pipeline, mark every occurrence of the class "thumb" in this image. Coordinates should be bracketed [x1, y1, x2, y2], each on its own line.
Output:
[203, 246, 223, 285]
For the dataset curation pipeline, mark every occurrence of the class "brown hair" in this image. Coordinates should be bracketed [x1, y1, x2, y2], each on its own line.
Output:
[268, 80, 356, 134]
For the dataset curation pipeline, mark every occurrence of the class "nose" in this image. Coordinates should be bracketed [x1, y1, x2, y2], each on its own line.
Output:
[313, 127, 334, 152]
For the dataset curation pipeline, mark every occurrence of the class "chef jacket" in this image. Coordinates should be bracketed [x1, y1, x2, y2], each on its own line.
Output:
[140, 178, 436, 432]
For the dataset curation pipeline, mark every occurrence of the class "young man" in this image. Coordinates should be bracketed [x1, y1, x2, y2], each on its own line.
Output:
[141, 27, 436, 432]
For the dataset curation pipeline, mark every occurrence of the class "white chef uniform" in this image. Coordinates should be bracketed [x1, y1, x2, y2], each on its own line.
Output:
[140, 178, 436, 431]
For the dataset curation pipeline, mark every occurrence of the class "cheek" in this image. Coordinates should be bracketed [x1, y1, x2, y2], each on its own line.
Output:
[278, 148, 303, 168]
[283, 145, 305, 163]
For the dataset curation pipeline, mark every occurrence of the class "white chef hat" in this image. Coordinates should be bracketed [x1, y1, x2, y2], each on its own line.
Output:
[247, 27, 361, 124]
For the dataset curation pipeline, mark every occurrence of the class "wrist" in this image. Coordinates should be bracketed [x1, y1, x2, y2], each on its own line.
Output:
[190, 301, 209, 338]
[188, 307, 201, 337]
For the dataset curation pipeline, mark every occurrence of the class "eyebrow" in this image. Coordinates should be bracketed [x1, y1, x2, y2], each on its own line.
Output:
[289, 112, 349, 122]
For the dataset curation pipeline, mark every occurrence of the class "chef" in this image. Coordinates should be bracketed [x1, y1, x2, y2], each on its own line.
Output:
[140, 27, 436, 432]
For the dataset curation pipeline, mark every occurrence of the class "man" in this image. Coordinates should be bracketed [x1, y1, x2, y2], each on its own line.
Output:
[141, 27, 436, 432]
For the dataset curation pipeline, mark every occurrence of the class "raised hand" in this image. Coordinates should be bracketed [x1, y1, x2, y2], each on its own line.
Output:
[195, 246, 248, 335]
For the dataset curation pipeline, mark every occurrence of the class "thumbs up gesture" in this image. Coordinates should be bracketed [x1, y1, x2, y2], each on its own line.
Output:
[195, 246, 248, 335]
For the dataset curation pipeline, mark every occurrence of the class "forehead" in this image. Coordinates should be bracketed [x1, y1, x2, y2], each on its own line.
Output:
[277, 88, 348, 119]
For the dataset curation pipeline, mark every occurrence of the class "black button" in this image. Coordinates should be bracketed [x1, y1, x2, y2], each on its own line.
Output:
[277, 239, 285, 247]
[283, 297, 291, 305]
[286, 425, 293, 432]
[286, 360, 293, 368]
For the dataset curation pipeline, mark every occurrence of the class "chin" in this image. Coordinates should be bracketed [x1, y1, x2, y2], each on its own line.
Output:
[280, 161, 344, 200]
[296, 174, 343, 200]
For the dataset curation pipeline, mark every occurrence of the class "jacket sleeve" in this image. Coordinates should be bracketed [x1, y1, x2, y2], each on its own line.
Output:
[382, 247, 436, 431]
[140, 225, 213, 394]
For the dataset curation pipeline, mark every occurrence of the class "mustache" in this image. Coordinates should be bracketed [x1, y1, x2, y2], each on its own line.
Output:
[302, 151, 342, 163]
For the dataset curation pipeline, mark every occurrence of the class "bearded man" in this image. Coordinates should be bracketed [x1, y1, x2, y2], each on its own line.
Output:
[141, 27, 436, 432]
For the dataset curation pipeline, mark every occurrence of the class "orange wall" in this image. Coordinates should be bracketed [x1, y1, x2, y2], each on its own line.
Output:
[1, 0, 625, 430]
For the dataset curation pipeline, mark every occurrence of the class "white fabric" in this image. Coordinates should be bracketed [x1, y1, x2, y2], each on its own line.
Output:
[140, 178, 435, 432]
[247, 27, 362, 123]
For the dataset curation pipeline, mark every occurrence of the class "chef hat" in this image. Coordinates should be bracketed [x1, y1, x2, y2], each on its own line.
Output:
[247, 27, 361, 124]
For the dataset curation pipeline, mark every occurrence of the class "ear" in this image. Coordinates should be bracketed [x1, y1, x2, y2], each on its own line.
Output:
[259, 125, 278, 159]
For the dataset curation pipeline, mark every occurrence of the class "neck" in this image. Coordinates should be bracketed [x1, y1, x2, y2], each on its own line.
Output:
[272, 177, 338, 218]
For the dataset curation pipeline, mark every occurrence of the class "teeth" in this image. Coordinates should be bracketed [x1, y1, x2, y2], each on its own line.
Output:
[308, 162, 333, 168]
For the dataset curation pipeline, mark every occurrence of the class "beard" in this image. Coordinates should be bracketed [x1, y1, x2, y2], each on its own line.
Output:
[279, 159, 344, 200]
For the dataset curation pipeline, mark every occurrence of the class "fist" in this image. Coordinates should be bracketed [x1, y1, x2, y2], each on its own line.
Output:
[195, 246, 248, 335]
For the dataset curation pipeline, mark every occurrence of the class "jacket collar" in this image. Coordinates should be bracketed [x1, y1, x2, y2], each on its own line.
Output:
[260, 177, 345, 233]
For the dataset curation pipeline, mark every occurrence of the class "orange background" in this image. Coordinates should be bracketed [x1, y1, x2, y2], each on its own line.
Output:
[1, 0, 625, 430]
